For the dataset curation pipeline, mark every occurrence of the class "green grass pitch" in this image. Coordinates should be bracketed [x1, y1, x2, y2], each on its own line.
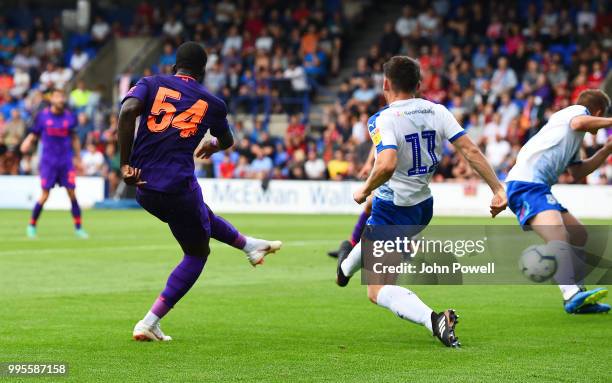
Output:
[0, 209, 610, 382]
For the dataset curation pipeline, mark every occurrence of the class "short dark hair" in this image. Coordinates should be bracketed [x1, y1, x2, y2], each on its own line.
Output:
[577, 89, 611, 116]
[175, 41, 208, 76]
[382, 56, 421, 94]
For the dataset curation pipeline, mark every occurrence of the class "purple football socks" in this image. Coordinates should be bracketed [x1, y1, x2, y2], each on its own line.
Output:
[30, 202, 43, 226]
[350, 211, 369, 246]
[151, 254, 206, 319]
[70, 199, 82, 229]
[211, 214, 246, 249]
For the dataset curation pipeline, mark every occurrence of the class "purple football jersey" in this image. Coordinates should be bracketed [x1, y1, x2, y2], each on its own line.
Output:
[122, 74, 230, 193]
[31, 107, 77, 166]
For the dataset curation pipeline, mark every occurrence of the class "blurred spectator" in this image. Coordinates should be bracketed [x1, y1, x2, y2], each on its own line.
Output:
[304, 150, 326, 180]
[69, 80, 92, 111]
[81, 143, 105, 176]
[327, 150, 349, 180]
[70, 47, 89, 72]
[91, 16, 111, 46]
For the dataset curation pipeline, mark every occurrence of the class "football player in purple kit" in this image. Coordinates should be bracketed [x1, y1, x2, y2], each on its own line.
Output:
[118, 42, 282, 342]
[20, 88, 89, 239]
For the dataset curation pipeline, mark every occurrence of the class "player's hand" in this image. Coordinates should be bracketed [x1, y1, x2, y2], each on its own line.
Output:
[121, 165, 146, 186]
[490, 188, 507, 218]
[353, 186, 369, 204]
[73, 156, 82, 171]
[195, 138, 220, 159]
[357, 163, 372, 180]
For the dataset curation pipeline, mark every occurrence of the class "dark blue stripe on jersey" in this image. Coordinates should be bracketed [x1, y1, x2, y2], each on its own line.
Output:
[448, 130, 466, 142]
[376, 144, 398, 153]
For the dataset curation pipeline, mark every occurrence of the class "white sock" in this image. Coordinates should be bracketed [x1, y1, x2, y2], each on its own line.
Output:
[341, 241, 362, 277]
[547, 240, 580, 300]
[142, 311, 160, 327]
[376, 285, 434, 334]
[243, 236, 264, 253]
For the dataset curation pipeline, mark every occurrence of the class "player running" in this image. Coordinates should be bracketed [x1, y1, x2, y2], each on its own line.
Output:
[505, 89, 612, 314]
[118, 42, 281, 342]
[20, 88, 88, 239]
[335, 56, 507, 348]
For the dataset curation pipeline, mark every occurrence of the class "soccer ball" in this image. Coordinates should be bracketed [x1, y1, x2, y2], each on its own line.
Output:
[519, 245, 558, 283]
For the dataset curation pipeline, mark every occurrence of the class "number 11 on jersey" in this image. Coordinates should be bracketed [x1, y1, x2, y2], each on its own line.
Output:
[405, 130, 438, 176]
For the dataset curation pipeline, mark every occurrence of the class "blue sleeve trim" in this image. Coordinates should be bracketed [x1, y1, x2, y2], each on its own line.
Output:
[568, 160, 583, 166]
[448, 130, 466, 142]
[376, 144, 398, 153]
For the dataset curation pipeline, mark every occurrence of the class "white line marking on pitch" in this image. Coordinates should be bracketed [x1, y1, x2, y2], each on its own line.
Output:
[0, 240, 339, 256]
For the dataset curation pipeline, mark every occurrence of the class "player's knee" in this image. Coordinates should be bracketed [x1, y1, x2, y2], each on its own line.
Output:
[568, 224, 588, 247]
[39, 192, 49, 204]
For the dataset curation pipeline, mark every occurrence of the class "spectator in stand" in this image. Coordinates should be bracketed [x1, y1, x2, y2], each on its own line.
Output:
[219, 152, 236, 178]
[81, 143, 105, 176]
[75, 112, 93, 146]
[91, 16, 111, 46]
[249, 145, 273, 179]
[69, 80, 91, 111]
[204, 61, 226, 95]
[10, 66, 30, 99]
[159, 43, 177, 69]
[327, 149, 349, 180]
[70, 47, 89, 72]
[2, 109, 25, 151]
[395, 6, 418, 39]
[162, 14, 184, 39]
[490, 57, 518, 98]
[304, 149, 326, 180]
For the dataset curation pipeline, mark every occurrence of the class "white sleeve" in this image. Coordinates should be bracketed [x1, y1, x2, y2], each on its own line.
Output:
[436, 104, 465, 142]
[369, 114, 398, 153]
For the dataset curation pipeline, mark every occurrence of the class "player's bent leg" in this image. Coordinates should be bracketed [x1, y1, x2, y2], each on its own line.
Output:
[66, 188, 88, 239]
[207, 204, 281, 266]
[27, 189, 50, 238]
[530, 211, 607, 313]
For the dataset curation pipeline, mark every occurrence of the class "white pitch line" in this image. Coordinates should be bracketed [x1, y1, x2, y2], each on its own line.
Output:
[0, 239, 339, 257]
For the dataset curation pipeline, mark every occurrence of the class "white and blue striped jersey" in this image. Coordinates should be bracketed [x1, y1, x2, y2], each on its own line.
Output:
[506, 105, 588, 186]
[368, 98, 465, 206]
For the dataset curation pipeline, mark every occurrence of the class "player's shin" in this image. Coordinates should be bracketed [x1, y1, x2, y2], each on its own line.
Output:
[30, 202, 43, 226]
[143, 254, 206, 325]
[350, 212, 369, 246]
[375, 285, 434, 333]
[547, 240, 581, 300]
[70, 199, 82, 229]
[341, 241, 362, 277]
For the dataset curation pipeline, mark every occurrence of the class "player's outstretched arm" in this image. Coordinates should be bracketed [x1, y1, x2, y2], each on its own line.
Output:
[452, 134, 507, 217]
[118, 97, 145, 186]
[570, 115, 612, 134]
[353, 148, 397, 204]
[568, 139, 612, 181]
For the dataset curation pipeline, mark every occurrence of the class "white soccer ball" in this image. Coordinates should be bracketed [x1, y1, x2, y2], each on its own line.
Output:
[519, 245, 558, 283]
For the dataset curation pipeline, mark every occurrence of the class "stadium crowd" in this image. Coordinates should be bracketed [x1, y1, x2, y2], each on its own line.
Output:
[0, 0, 611, 197]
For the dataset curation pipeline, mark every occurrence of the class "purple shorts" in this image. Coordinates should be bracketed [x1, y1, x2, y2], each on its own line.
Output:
[136, 184, 212, 257]
[40, 163, 76, 190]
